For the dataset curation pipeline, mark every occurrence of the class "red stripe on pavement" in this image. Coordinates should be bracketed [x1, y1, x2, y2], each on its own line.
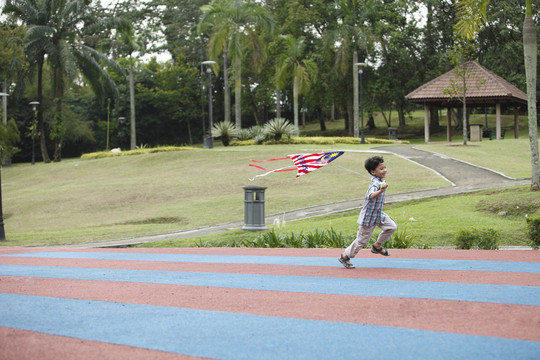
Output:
[2, 276, 538, 342]
[1, 247, 539, 262]
[1, 256, 538, 286]
[0, 327, 207, 360]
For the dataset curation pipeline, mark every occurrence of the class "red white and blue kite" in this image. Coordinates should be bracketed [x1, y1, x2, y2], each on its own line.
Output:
[249, 152, 344, 180]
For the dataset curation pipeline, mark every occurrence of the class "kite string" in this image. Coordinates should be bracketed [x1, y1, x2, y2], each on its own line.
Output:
[333, 164, 365, 177]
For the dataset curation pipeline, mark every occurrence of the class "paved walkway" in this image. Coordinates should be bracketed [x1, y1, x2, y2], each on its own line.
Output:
[69, 145, 531, 248]
[1, 146, 538, 359]
[1, 247, 539, 359]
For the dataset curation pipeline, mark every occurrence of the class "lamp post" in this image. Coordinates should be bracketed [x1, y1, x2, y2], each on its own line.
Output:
[29, 102, 39, 165]
[0, 92, 9, 241]
[201, 60, 216, 149]
[353, 62, 366, 144]
[0, 92, 7, 125]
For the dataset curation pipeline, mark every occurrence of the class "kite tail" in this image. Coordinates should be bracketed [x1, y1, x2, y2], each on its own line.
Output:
[248, 164, 296, 181]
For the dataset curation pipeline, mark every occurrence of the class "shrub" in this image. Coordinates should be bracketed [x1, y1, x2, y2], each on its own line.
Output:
[526, 216, 540, 249]
[237, 227, 353, 249]
[236, 128, 252, 141]
[263, 118, 295, 141]
[455, 228, 499, 250]
[386, 225, 419, 248]
[81, 146, 198, 159]
[212, 121, 238, 146]
[366, 225, 419, 249]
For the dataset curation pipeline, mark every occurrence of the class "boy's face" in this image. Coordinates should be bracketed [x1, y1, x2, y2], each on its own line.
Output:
[370, 162, 387, 179]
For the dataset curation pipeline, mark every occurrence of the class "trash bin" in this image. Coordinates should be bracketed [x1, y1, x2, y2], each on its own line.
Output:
[470, 124, 483, 142]
[388, 127, 398, 140]
[242, 185, 267, 231]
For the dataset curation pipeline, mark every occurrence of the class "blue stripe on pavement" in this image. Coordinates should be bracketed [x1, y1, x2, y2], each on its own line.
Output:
[0, 293, 538, 360]
[1, 265, 538, 306]
[2, 251, 539, 273]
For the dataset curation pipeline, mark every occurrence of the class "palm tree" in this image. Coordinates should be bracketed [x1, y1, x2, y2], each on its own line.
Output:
[198, 0, 274, 130]
[5, 0, 122, 161]
[274, 35, 317, 136]
[322, 0, 376, 135]
[455, 0, 538, 190]
[523, 0, 539, 190]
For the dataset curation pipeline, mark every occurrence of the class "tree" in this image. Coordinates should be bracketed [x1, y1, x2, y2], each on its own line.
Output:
[0, 24, 27, 127]
[274, 35, 317, 136]
[4, 0, 122, 161]
[322, 0, 377, 135]
[523, 1, 539, 190]
[198, 0, 275, 130]
[455, 0, 539, 189]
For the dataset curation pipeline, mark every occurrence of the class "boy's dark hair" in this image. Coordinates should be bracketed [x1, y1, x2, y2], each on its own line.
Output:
[365, 156, 384, 174]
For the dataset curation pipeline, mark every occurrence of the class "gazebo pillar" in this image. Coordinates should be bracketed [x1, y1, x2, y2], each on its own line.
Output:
[496, 103, 502, 140]
[424, 104, 430, 143]
[514, 108, 519, 139]
[446, 107, 452, 142]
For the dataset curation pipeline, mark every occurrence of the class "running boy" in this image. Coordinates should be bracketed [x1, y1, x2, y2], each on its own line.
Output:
[338, 156, 397, 269]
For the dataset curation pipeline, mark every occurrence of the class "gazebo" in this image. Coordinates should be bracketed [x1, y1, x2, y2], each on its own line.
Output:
[406, 61, 528, 143]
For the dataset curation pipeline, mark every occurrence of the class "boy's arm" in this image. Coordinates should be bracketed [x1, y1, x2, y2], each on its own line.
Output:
[369, 181, 388, 199]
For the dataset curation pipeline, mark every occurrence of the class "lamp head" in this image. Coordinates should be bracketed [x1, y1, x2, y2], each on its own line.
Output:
[29, 101, 40, 111]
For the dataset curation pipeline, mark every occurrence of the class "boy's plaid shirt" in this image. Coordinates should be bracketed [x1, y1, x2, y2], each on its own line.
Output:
[358, 175, 387, 226]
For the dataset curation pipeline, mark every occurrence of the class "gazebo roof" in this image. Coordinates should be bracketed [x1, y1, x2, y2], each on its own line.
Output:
[406, 61, 527, 107]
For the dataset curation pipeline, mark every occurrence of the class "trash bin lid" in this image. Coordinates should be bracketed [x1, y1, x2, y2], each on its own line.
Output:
[243, 185, 268, 191]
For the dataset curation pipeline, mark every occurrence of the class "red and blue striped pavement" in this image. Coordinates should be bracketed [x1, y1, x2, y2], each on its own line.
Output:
[1, 247, 539, 359]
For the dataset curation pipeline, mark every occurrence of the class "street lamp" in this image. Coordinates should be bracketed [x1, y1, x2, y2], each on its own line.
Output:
[202, 60, 217, 149]
[353, 63, 366, 144]
[29, 102, 39, 165]
[0, 92, 8, 241]
[0, 92, 7, 125]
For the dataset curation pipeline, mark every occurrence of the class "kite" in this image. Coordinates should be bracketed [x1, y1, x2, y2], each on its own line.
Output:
[249, 151, 344, 181]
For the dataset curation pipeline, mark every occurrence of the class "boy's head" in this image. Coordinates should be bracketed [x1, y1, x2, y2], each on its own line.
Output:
[365, 156, 385, 176]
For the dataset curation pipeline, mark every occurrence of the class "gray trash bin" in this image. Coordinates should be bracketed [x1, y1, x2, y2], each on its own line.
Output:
[388, 127, 398, 140]
[242, 186, 267, 231]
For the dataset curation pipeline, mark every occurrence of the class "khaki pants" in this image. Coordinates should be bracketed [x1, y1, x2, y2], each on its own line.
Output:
[345, 216, 397, 258]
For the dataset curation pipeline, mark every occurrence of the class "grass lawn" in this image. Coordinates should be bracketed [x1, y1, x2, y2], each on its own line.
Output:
[1, 136, 538, 247]
[141, 186, 539, 249]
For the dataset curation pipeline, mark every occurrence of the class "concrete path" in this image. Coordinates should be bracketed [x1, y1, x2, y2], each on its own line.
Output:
[67, 145, 530, 248]
[1, 247, 539, 359]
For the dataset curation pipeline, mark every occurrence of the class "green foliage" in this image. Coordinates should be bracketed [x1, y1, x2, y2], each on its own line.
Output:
[212, 121, 238, 146]
[0, 118, 21, 163]
[233, 227, 353, 249]
[80, 146, 198, 159]
[231, 136, 405, 147]
[263, 118, 295, 141]
[232, 225, 421, 250]
[381, 225, 420, 249]
[454, 228, 499, 250]
[0, 24, 27, 80]
[526, 216, 540, 249]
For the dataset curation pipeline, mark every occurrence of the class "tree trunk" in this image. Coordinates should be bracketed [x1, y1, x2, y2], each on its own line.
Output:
[223, 49, 231, 123]
[523, 12, 539, 190]
[1, 79, 6, 125]
[398, 106, 406, 127]
[37, 54, 50, 163]
[462, 73, 468, 145]
[293, 76, 299, 136]
[275, 86, 281, 119]
[234, 57, 242, 130]
[129, 64, 136, 150]
[53, 64, 63, 162]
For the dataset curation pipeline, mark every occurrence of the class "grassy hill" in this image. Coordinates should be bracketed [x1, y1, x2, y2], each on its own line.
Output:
[1, 138, 538, 247]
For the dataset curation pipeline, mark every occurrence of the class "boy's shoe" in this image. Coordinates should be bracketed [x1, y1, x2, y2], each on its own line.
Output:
[338, 254, 355, 269]
[371, 244, 390, 256]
